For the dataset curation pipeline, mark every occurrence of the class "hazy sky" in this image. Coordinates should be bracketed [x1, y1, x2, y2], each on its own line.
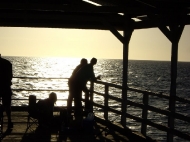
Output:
[0, 25, 189, 61]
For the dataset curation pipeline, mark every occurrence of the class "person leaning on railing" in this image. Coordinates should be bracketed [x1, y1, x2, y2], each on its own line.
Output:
[67, 58, 88, 116]
[69, 57, 101, 126]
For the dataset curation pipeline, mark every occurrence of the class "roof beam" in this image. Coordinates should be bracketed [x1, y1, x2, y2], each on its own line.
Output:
[101, 17, 125, 43]
[135, 0, 156, 9]
[0, 3, 155, 15]
[0, 1, 190, 30]
[1, 10, 190, 30]
[134, 15, 190, 29]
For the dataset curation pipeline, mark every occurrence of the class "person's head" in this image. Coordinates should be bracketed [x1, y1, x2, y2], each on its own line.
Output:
[49, 92, 57, 104]
[90, 58, 97, 65]
[80, 58, 88, 65]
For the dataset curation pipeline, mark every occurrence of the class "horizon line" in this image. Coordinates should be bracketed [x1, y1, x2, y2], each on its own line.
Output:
[2, 55, 190, 62]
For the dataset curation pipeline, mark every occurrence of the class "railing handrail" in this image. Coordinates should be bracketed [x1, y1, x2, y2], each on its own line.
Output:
[95, 80, 190, 104]
[11, 77, 190, 141]
[8, 98, 68, 101]
[93, 80, 190, 141]
[12, 77, 190, 103]
[11, 77, 190, 105]
[12, 89, 69, 91]
[13, 77, 69, 79]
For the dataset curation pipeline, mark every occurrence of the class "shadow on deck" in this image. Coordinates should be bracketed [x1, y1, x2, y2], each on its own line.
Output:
[1, 112, 157, 142]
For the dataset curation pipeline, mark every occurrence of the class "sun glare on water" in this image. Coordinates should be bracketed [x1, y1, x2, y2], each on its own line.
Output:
[11, 56, 86, 106]
[37, 57, 83, 78]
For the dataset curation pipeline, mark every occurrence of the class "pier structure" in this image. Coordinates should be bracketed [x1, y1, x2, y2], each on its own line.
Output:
[0, 0, 190, 142]
[9, 76, 190, 142]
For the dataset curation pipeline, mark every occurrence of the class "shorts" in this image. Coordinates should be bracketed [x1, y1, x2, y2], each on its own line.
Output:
[0, 87, 12, 107]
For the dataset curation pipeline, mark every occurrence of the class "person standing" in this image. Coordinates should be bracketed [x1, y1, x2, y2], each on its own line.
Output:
[67, 58, 88, 116]
[71, 58, 100, 119]
[0, 54, 13, 129]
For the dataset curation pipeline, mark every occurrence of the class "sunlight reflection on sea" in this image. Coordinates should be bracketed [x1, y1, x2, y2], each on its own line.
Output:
[3, 56, 190, 142]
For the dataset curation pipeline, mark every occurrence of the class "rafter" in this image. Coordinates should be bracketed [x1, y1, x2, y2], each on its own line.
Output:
[0, 0, 190, 30]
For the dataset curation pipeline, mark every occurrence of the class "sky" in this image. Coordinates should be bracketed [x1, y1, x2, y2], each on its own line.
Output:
[0, 25, 190, 61]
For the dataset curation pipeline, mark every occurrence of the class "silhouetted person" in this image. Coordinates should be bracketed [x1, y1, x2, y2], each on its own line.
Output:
[67, 58, 88, 115]
[71, 58, 100, 121]
[0, 54, 13, 129]
[69, 58, 88, 81]
[37, 92, 59, 128]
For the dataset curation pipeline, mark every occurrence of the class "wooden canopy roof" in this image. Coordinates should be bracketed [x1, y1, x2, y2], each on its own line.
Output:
[0, 0, 190, 30]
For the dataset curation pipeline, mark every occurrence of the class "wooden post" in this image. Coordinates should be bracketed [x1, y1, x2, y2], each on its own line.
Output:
[104, 85, 108, 120]
[100, 14, 134, 127]
[90, 81, 94, 112]
[85, 89, 90, 112]
[141, 92, 149, 136]
[121, 15, 134, 128]
[168, 24, 184, 142]
[168, 25, 178, 142]
[159, 23, 184, 142]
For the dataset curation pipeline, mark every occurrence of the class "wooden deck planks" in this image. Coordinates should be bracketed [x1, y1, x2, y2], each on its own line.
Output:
[0, 112, 156, 142]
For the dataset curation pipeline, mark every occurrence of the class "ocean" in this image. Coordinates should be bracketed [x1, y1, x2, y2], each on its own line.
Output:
[2, 56, 190, 142]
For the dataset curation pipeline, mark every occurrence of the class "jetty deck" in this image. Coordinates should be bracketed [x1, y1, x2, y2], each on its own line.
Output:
[1, 77, 189, 142]
[1, 111, 155, 142]
[1, 0, 190, 141]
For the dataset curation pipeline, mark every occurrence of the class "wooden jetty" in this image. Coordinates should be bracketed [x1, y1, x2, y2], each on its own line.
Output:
[1, 77, 188, 142]
[1, 0, 190, 142]
[1, 111, 156, 142]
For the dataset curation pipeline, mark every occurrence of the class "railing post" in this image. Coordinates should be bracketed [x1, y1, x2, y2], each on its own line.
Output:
[90, 81, 94, 112]
[104, 85, 108, 120]
[85, 89, 90, 112]
[141, 92, 149, 136]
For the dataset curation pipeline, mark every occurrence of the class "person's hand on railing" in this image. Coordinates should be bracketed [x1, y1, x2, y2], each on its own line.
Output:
[96, 75, 101, 80]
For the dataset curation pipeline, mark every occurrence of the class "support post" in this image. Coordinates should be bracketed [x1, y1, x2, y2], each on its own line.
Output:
[104, 85, 108, 120]
[167, 25, 184, 142]
[167, 25, 178, 142]
[85, 90, 90, 112]
[101, 14, 134, 127]
[158, 23, 184, 142]
[121, 15, 134, 128]
[141, 93, 149, 136]
[90, 81, 94, 112]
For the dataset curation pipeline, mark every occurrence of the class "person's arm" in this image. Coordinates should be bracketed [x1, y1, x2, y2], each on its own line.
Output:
[91, 72, 101, 81]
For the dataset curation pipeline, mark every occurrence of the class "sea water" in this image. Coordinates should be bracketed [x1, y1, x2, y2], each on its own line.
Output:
[3, 56, 190, 142]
